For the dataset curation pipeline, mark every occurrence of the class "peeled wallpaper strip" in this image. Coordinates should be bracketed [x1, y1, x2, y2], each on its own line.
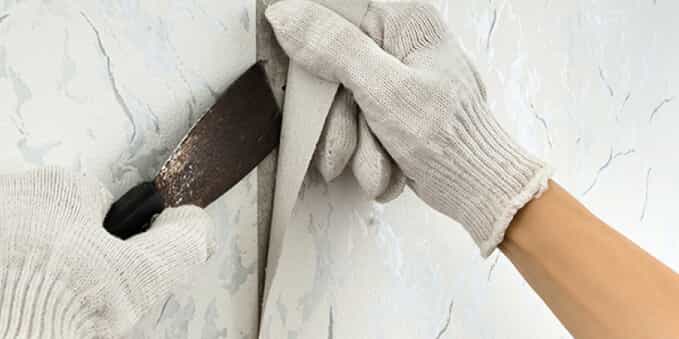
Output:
[263, 0, 371, 297]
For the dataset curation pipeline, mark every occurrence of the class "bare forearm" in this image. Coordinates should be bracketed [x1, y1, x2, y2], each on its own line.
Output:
[501, 180, 679, 339]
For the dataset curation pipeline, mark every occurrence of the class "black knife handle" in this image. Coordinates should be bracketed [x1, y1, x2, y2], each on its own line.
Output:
[103, 182, 164, 240]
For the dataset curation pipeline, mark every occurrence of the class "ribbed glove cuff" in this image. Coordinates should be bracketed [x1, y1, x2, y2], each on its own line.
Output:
[433, 105, 552, 257]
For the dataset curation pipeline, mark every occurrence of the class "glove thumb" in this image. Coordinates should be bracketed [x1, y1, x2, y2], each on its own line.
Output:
[119, 206, 216, 313]
[265, 0, 408, 99]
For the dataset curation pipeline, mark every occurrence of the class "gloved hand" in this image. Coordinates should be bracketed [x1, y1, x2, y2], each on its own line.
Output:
[266, 0, 552, 257]
[0, 168, 215, 338]
[315, 87, 407, 202]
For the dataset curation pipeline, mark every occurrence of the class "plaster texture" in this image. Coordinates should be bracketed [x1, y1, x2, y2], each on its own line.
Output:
[1, 1, 678, 338]
[0, 0, 259, 338]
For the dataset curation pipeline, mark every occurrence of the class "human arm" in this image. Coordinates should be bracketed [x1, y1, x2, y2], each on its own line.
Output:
[265, 1, 679, 338]
[502, 180, 679, 339]
[0, 168, 215, 339]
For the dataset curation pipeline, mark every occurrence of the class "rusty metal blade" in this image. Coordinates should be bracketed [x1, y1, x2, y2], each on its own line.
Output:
[155, 63, 281, 208]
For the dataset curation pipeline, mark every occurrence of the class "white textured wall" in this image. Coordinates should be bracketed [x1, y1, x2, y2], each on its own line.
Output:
[261, 1, 679, 338]
[0, 0, 260, 338]
[1, 0, 677, 338]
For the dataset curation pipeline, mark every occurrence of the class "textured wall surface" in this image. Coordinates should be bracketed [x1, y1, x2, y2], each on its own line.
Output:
[2, 0, 678, 338]
[260, 1, 679, 338]
[0, 0, 259, 338]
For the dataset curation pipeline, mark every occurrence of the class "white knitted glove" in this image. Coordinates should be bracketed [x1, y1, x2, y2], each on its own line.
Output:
[316, 86, 407, 202]
[266, 0, 552, 257]
[0, 168, 215, 338]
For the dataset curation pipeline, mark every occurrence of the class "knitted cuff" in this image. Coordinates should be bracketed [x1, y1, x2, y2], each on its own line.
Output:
[435, 105, 552, 258]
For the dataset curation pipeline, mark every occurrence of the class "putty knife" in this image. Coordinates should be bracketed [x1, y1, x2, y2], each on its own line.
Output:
[104, 63, 281, 239]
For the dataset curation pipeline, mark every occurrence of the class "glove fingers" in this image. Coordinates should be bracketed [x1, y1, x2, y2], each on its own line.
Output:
[128, 206, 216, 268]
[315, 87, 358, 182]
[352, 114, 396, 199]
[265, 0, 408, 99]
[122, 206, 215, 308]
[376, 167, 407, 203]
